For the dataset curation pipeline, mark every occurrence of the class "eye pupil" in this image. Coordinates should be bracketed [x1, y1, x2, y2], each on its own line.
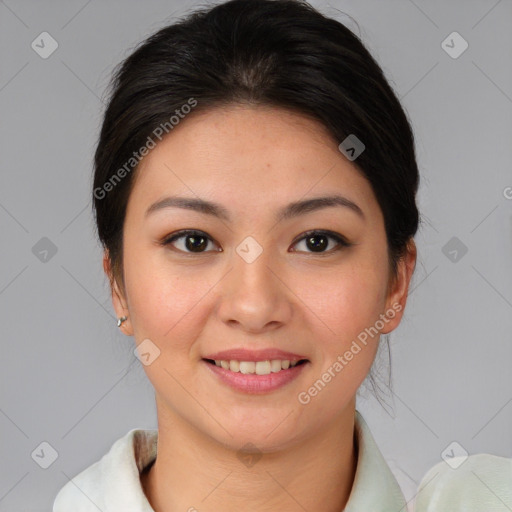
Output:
[306, 234, 328, 252]
[186, 234, 208, 252]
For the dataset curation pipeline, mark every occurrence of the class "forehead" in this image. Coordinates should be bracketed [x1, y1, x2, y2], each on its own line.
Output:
[128, 105, 380, 222]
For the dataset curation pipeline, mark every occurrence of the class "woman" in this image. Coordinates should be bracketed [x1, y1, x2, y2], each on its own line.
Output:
[53, 0, 419, 510]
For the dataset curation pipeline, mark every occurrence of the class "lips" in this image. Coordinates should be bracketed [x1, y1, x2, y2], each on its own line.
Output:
[203, 355, 309, 393]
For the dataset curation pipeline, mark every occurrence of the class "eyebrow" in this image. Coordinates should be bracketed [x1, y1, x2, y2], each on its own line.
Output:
[145, 194, 365, 222]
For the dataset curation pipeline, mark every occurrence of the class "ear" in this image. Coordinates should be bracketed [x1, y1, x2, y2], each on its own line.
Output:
[380, 239, 417, 334]
[103, 250, 133, 336]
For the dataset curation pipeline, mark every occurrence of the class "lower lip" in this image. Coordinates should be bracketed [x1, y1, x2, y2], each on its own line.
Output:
[203, 360, 308, 394]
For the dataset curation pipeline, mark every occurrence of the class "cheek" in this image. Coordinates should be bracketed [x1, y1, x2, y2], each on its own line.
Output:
[302, 259, 388, 347]
[123, 254, 212, 398]
[341, 284, 384, 337]
[122, 248, 204, 350]
[294, 266, 387, 414]
[296, 252, 390, 404]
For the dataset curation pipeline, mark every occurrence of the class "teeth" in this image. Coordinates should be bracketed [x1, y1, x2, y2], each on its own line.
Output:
[212, 359, 302, 374]
[270, 360, 282, 373]
[240, 361, 255, 374]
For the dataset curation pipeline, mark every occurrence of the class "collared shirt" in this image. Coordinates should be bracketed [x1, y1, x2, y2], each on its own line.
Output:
[414, 453, 512, 511]
[53, 410, 407, 511]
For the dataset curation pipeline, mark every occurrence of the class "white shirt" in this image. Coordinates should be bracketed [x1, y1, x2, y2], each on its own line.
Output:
[53, 410, 407, 511]
[414, 453, 512, 511]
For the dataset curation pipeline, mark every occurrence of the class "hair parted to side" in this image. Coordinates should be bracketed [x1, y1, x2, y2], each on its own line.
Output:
[92, 0, 420, 406]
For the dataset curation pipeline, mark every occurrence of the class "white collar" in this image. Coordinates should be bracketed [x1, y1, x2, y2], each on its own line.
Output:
[53, 410, 406, 511]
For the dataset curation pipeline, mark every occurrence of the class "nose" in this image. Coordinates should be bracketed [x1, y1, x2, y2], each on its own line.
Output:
[215, 243, 293, 333]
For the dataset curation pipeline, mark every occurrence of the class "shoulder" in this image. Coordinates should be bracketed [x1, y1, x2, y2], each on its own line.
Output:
[415, 453, 512, 511]
[52, 453, 106, 512]
[52, 428, 157, 512]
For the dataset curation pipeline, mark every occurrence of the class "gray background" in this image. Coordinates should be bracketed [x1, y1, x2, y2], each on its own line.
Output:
[1, 0, 511, 510]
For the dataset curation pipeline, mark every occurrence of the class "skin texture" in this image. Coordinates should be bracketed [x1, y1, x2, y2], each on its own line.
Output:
[104, 104, 417, 512]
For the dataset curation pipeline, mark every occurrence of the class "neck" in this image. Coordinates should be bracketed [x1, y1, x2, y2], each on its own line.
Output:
[141, 399, 357, 512]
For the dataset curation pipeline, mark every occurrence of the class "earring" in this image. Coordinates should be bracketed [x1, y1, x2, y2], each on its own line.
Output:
[117, 315, 128, 327]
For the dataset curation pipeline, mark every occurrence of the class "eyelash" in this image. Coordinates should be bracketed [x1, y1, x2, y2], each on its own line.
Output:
[160, 229, 352, 256]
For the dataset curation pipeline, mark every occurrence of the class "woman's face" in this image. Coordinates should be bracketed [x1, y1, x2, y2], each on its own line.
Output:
[108, 105, 415, 451]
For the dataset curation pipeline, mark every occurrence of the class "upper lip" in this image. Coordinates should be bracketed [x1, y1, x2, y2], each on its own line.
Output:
[203, 348, 308, 362]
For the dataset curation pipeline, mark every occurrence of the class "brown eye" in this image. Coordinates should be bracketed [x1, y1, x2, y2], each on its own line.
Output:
[291, 230, 351, 254]
[162, 230, 219, 253]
